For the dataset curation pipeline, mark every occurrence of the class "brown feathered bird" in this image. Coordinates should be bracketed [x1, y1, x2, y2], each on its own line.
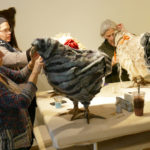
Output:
[31, 38, 111, 123]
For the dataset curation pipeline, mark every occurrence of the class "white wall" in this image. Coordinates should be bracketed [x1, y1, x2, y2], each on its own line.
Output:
[1, 0, 150, 91]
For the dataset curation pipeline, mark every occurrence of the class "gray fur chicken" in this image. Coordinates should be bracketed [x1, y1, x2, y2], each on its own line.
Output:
[140, 32, 150, 67]
[31, 38, 111, 123]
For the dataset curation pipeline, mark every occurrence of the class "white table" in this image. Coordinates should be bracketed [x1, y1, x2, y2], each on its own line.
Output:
[36, 82, 150, 150]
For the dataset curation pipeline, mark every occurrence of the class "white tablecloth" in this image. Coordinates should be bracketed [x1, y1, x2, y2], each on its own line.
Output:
[36, 82, 150, 149]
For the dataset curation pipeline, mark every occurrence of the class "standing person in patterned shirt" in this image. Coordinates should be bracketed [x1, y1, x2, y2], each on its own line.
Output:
[0, 16, 37, 134]
[0, 50, 43, 150]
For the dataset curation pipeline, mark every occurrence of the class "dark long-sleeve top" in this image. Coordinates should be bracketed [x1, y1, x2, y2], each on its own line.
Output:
[98, 39, 115, 59]
[98, 39, 129, 83]
[0, 65, 37, 137]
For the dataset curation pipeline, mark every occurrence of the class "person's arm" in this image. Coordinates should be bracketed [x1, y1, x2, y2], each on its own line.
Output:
[0, 56, 43, 109]
[0, 79, 37, 109]
[0, 65, 31, 83]
[16, 56, 43, 108]
[28, 56, 43, 85]
[0, 46, 28, 68]
[0, 53, 42, 84]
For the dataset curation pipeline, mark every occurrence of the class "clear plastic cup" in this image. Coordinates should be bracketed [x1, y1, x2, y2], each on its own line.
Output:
[55, 101, 61, 108]
[132, 91, 145, 116]
[54, 96, 62, 109]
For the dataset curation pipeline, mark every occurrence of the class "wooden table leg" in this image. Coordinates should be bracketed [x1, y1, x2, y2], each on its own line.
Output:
[93, 142, 98, 150]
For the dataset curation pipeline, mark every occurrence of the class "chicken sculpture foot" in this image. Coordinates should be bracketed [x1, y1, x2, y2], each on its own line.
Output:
[59, 101, 85, 120]
[131, 76, 150, 87]
[59, 101, 105, 124]
[76, 105, 105, 124]
[59, 101, 84, 118]
[50, 93, 105, 123]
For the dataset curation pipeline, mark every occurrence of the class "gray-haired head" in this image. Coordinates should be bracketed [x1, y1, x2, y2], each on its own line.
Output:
[100, 19, 117, 37]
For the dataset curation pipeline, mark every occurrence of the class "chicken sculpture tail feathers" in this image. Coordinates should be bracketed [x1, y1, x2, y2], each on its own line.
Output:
[141, 32, 150, 68]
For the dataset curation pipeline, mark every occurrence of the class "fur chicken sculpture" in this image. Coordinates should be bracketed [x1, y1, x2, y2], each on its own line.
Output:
[115, 31, 150, 85]
[31, 37, 111, 123]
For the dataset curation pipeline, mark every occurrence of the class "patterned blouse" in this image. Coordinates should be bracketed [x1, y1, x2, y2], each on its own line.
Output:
[0, 65, 37, 149]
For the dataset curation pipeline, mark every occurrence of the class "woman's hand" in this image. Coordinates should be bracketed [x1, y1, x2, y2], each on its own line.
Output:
[28, 52, 40, 70]
[28, 56, 44, 84]
[32, 56, 44, 75]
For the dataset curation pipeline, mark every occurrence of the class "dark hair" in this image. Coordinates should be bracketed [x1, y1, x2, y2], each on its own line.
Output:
[0, 7, 19, 49]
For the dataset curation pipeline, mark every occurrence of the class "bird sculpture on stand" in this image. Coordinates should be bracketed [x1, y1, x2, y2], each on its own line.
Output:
[31, 37, 111, 124]
[115, 31, 150, 86]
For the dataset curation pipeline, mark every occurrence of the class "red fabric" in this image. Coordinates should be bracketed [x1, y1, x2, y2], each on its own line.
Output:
[64, 39, 79, 49]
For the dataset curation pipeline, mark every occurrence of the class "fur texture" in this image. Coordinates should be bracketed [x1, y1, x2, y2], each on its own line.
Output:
[115, 31, 150, 81]
[31, 38, 112, 122]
